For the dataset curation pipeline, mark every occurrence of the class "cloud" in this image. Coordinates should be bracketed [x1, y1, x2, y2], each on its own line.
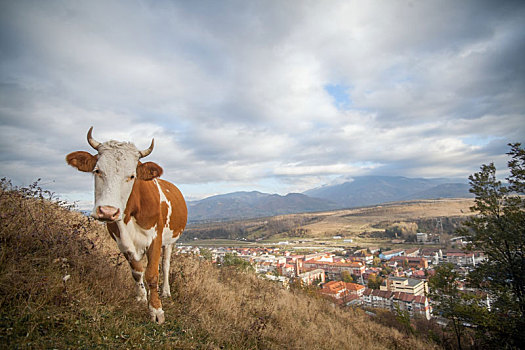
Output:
[0, 0, 524, 203]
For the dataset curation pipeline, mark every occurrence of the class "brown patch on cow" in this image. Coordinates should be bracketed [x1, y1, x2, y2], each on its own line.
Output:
[146, 234, 163, 310]
[149, 292, 162, 309]
[158, 179, 187, 239]
[123, 179, 160, 229]
[137, 162, 163, 181]
[66, 151, 97, 172]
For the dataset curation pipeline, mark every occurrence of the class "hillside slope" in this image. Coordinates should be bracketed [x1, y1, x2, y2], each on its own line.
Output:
[0, 180, 436, 349]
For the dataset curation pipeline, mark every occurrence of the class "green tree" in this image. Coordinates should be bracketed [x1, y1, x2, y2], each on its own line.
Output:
[341, 270, 353, 283]
[429, 263, 489, 350]
[437, 143, 525, 348]
[393, 303, 415, 335]
[221, 253, 254, 273]
[199, 248, 213, 261]
[367, 273, 383, 289]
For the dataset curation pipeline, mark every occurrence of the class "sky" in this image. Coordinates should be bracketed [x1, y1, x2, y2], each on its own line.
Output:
[1, 0, 524, 209]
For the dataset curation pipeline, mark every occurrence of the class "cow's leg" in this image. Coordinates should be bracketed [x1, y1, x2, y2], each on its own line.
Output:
[124, 253, 147, 302]
[145, 237, 164, 324]
[161, 244, 173, 298]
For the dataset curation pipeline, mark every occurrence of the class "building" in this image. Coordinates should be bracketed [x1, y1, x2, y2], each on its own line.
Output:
[416, 232, 428, 243]
[404, 248, 420, 257]
[379, 249, 405, 260]
[297, 269, 325, 286]
[320, 281, 366, 306]
[380, 277, 428, 296]
[346, 282, 366, 296]
[390, 256, 428, 269]
[443, 250, 481, 266]
[362, 289, 431, 320]
[304, 256, 366, 279]
[320, 281, 347, 299]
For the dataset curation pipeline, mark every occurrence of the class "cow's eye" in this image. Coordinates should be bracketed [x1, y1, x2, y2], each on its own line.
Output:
[94, 169, 101, 175]
[130, 175, 135, 180]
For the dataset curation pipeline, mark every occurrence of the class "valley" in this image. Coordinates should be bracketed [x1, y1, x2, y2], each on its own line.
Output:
[183, 197, 475, 249]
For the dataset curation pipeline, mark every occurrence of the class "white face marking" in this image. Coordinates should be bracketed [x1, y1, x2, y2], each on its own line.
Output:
[92, 141, 141, 219]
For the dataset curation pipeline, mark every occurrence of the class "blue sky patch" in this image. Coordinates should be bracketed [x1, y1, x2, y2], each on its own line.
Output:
[324, 84, 352, 110]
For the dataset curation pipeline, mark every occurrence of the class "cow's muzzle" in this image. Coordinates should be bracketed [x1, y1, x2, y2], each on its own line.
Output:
[95, 206, 121, 222]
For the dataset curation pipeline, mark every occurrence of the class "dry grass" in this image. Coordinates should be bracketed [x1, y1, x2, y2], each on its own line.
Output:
[168, 256, 437, 349]
[0, 179, 438, 349]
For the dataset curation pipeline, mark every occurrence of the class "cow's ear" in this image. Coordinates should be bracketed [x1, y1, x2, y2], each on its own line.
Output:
[66, 151, 97, 172]
[137, 162, 163, 181]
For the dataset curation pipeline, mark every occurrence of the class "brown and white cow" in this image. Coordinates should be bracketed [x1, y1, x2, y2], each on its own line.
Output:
[66, 127, 187, 324]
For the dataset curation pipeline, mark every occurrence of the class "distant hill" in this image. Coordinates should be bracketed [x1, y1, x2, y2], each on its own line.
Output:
[188, 176, 472, 222]
[188, 191, 339, 221]
[405, 183, 472, 201]
[304, 176, 472, 208]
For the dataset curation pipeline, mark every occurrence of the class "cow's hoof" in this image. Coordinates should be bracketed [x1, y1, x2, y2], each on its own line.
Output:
[161, 291, 171, 298]
[149, 306, 165, 324]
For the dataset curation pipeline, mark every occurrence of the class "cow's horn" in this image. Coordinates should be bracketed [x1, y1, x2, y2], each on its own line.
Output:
[87, 126, 101, 150]
[139, 139, 154, 158]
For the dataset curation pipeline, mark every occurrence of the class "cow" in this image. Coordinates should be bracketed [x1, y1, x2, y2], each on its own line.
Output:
[66, 127, 187, 324]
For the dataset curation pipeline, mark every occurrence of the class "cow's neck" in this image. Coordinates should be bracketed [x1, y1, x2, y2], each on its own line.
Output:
[124, 179, 161, 228]
[112, 179, 162, 261]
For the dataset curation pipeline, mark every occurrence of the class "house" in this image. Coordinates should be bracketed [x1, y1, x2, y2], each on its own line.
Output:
[416, 232, 428, 243]
[362, 288, 431, 320]
[380, 276, 428, 296]
[345, 282, 366, 296]
[392, 292, 432, 320]
[320, 281, 347, 299]
[404, 248, 420, 257]
[297, 269, 325, 286]
[411, 270, 426, 280]
[263, 274, 289, 289]
[255, 261, 276, 274]
[304, 256, 366, 279]
[349, 251, 374, 265]
[390, 256, 428, 269]
[443, 250, 476, 266]
[379, 249, 405, 260]
[320, 281, 366, 306]
[278, 263, 296, 277]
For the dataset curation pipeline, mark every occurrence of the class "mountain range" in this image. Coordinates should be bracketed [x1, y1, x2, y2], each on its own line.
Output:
[187, 176, 473, 222]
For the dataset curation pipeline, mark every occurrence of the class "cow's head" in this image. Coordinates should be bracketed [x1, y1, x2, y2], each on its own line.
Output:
[66, 127, 163, 222]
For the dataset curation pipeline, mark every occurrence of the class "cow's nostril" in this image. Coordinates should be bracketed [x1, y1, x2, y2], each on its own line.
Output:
[97, 206, 120, 220]
[111, 209, 121, 220]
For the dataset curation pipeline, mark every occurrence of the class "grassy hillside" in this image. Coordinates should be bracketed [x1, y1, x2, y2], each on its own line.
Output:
[0, 179, 437, 349]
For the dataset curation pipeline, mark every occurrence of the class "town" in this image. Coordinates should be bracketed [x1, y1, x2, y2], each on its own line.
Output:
[178, 237, 486, 321]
